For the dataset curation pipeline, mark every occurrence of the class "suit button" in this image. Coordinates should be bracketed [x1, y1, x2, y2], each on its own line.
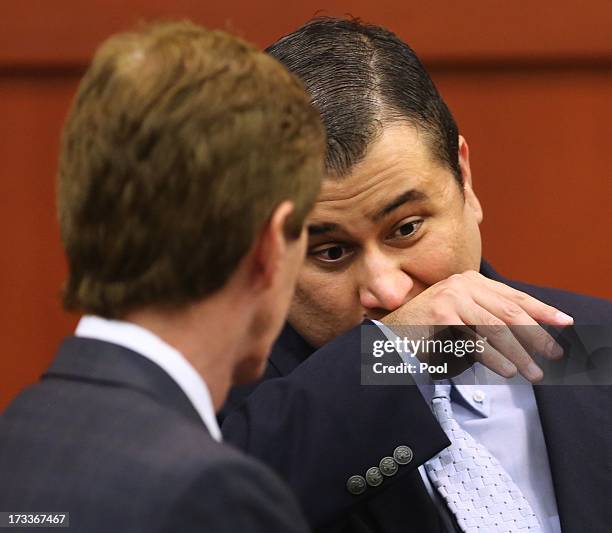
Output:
[346, 475, 367, 495]
[365, 466, 383, 487]
[379, 456, 398, 476]
[393, 445, 414, 465]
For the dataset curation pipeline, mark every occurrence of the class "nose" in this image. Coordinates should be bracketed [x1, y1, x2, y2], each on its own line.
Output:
[358, 249, 413, 314]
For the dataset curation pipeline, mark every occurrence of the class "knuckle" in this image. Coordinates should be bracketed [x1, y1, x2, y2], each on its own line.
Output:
[512, 290, 530, 304]
[437, 285, 459, 301]
[483, 317, 506, 333]
[502, 302, 523, 320]
[430, 307, 453, 323]
[439, 274, 465, 296]
[448, 273, 465, 285]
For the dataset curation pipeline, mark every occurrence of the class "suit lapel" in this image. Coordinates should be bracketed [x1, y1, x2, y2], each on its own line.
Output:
[44, 337, 204, 429]
[534, 386, 611, 532]
[481, 259, 612, 531]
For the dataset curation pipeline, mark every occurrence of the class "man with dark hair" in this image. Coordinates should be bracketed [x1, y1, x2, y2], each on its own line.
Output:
[221, 17, 612, 533]
[0, 21, 325, 532]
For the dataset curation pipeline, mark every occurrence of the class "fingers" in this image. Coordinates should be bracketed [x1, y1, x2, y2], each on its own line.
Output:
[472, 340, 518, 380]
[423, 308, 520, 381]
[471, 272, 574, 327]
[471, 284, 564, 360]
[457, 301, 543, 383]
[385, 271, 573, 382]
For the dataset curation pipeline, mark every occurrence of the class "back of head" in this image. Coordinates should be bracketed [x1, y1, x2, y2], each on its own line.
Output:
[266, 17, 460, 180]
[58, 21, 325, 318]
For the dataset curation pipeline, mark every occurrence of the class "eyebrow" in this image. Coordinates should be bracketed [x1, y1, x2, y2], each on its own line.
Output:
[371, 189, 429, 221]
[307, 189, 429, 237]
[307, 222, 339, 236]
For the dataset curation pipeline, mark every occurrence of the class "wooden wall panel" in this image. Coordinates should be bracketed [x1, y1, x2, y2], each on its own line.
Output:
[431, 66, 612, 295]
[0, 74, 80, 407]
[2, 1, 612, 65]
[1, 1, 611, 409]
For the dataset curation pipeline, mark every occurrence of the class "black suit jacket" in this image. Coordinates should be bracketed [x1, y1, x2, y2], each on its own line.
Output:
[0, 337, 309, 533]
[221, 261, 612, 533]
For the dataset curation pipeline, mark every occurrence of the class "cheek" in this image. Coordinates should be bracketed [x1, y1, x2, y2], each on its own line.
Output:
[402, 224, 481, 287]
[402, 246, 458, 288]
[288, 268, 363, 347]
[290, 271, 355, 321]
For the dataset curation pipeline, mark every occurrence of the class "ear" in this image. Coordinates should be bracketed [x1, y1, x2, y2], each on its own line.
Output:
[248, 201, 295, 292]
[458, 135, 483, 224]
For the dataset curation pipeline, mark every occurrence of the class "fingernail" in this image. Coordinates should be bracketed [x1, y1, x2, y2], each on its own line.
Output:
[526, 362, 543, 382]
[548, 340, 564, 359]
[502, 361, 517, 377]
[554, 311, 574, 325]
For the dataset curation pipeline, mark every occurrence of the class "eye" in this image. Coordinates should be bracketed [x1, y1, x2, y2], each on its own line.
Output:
[309, 244, 353, 263]
[390, 219, 423, 239]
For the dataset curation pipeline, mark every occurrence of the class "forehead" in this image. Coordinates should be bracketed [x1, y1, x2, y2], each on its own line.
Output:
[310, 123, 455, 223]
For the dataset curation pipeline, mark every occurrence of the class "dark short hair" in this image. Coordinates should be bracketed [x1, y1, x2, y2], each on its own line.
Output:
[266, 17, 460, 181]
[58, 21, 325, 318]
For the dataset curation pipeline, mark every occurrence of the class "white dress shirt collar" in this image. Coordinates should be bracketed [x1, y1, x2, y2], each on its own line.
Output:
[75, 315, 222, 442]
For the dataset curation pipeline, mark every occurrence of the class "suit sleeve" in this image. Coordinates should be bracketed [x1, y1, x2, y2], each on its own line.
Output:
[221, 322, 449, 528]
[161, 454, 309, 533]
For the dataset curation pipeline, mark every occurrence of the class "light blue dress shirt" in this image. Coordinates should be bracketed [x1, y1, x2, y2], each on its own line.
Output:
[418, 366, 562, 533]
[372, 321, 561, 532]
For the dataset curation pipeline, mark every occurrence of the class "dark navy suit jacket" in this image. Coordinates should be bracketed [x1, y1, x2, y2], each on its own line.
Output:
[221, 261, 612, 533]
[0, 337, 309, 533]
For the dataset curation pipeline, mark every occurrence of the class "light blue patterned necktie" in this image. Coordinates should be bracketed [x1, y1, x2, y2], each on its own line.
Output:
[425, 382, 542, 533]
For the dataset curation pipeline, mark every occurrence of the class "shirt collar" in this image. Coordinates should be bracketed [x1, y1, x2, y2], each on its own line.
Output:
[75, 315, 222, 442]
[418, 364, 496, 417]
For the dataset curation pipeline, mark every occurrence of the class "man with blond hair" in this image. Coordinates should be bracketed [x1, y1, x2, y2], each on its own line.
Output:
[0, 21, 324, 532]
